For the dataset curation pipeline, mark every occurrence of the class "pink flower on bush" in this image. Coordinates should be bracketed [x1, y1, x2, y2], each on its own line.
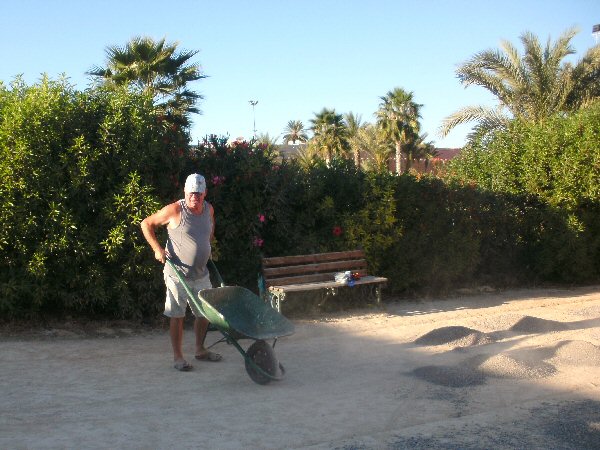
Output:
[211, 175, 226, 186]
[332, 226, 343, 237]
[258, 213, 266, 223]
[252, 236, 264, 247]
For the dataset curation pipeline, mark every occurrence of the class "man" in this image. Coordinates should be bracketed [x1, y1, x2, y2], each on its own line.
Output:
[141, 173, 222, 371]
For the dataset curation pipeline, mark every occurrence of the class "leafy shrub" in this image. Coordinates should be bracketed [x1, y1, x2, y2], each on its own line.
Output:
[187, 138, 366, 286]
[0, 76, 185, 318]
[444, 101, 600, 285]
[447, 101, 600, 210]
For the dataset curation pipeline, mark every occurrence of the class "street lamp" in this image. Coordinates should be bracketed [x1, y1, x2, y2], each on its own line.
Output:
[249, 100, 258, 138]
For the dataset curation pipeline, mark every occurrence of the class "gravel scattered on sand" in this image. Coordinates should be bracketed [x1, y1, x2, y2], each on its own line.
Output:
[533, 399, 600, 449]
[510, 315, 570, 333]
[385, 399, 600, 450]
[414, 326, 494, 347]
[412, 365, 487, 387]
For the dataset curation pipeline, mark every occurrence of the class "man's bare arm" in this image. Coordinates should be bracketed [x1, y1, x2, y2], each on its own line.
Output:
[140, 202, 180, 263]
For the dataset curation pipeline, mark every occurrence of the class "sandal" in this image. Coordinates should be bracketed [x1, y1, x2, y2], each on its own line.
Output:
[195, 351, 222, 362]
[174, 360, 193, 371]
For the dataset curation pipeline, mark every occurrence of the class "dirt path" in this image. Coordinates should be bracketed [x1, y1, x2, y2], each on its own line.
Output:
[2, 286, 600, 449]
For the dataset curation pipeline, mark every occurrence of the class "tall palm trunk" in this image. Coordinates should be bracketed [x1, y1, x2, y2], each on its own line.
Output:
[395, 142, 402, 174]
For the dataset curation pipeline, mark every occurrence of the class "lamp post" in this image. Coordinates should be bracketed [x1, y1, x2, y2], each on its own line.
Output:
[249, 100, 258, 138]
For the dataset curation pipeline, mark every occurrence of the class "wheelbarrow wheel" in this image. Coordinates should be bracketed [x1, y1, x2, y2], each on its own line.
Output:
[245, 339, 279, 385]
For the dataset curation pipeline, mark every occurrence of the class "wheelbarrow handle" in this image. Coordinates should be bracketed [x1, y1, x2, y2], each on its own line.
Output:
[164, 258, 229, 329]
[207, 258, 226, 287]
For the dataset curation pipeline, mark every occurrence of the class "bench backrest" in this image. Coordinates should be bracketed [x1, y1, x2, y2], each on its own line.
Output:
[262, 249, 369, 287]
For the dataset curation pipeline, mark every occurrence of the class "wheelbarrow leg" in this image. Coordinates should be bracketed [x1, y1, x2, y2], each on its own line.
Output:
[268, 291, 285, 312]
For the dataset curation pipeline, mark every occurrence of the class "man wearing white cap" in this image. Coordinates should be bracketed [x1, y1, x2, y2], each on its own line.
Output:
[141, 173, 222, 371]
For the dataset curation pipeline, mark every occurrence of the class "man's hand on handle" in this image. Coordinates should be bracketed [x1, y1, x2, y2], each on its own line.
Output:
[154, 247, 166, 264]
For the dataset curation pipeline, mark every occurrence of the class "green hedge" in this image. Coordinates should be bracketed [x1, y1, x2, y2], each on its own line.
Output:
[185, 137, 367, 287]
[2, 79, 599, 320]
[447, 101, 600, 209]
[190, 137, 600, 297]
[0, 77, 186, 318]
[442, 101, 600, 287]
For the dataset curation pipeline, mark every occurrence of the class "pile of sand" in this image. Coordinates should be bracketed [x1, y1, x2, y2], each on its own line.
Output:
[413, 351, 557, 387]
[510, 316, 569, 333]
[550, 340, 600, 366]
[412, 315, 599, 387]
[412, 365, 487, 387]
[414, 326, 494, 347]
[477, 354, 556, 379]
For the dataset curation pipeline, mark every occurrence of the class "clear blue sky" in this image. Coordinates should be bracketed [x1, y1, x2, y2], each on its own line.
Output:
[1, 0, 598, 148]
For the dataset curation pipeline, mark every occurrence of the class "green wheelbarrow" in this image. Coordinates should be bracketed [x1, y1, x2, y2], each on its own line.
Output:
[166, 259, 295, 385]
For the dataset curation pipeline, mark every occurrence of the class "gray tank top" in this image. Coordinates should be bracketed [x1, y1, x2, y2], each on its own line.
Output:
[164, 200, 212, 280]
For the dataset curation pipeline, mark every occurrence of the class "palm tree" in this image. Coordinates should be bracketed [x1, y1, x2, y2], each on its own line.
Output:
[344, 112, 363, 134]
[439, 27, 600, 140]
[88, 36, 206, 122]
[403, 133, 437, 172]
[309, 108, 349, 163]
[375, 88, 422, 174]
[255, 132, 278, 152]
[567, 44, 600, 107]
[295, 141, 322, 169]
[282, 120, 308, 144]
[357, 124, 393, 172]
[344, 112, 364, 167]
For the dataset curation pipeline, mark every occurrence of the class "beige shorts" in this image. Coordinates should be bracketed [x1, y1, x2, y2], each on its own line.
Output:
[164, 273, 212, 318]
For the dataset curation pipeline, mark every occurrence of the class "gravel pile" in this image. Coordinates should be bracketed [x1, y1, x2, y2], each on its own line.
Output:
[551, 340, 600, 366]
[410, 314, 596, 389]
[414, 326, 494, 347]
[477, 354, 556, 379]
[510, 315, 569, 333]
[412, 364, 487, 387]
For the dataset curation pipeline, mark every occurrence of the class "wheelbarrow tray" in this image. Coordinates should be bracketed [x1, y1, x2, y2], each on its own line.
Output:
[197, 286, 295, 340]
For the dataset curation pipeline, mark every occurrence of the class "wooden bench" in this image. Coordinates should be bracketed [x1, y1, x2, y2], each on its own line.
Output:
[261, 249, 387, 311]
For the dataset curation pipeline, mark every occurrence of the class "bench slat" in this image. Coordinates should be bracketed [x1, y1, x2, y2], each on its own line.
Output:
[262, 250, 365, 268]
[269, 276, 388, 293]
[263, 259, 368, 278]
[265, 269, 369, 287]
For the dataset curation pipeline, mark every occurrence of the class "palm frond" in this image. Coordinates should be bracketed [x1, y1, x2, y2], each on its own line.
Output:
[438, 105, 509, 138]
[448, 27, 597, 137]
[87, 36, 205, 122]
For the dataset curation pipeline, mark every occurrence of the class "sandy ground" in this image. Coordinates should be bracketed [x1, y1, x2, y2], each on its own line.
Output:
[2, 285, 600, 449]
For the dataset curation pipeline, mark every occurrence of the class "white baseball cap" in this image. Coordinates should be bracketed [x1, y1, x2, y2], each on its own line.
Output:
[184, 173, 206, 193]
